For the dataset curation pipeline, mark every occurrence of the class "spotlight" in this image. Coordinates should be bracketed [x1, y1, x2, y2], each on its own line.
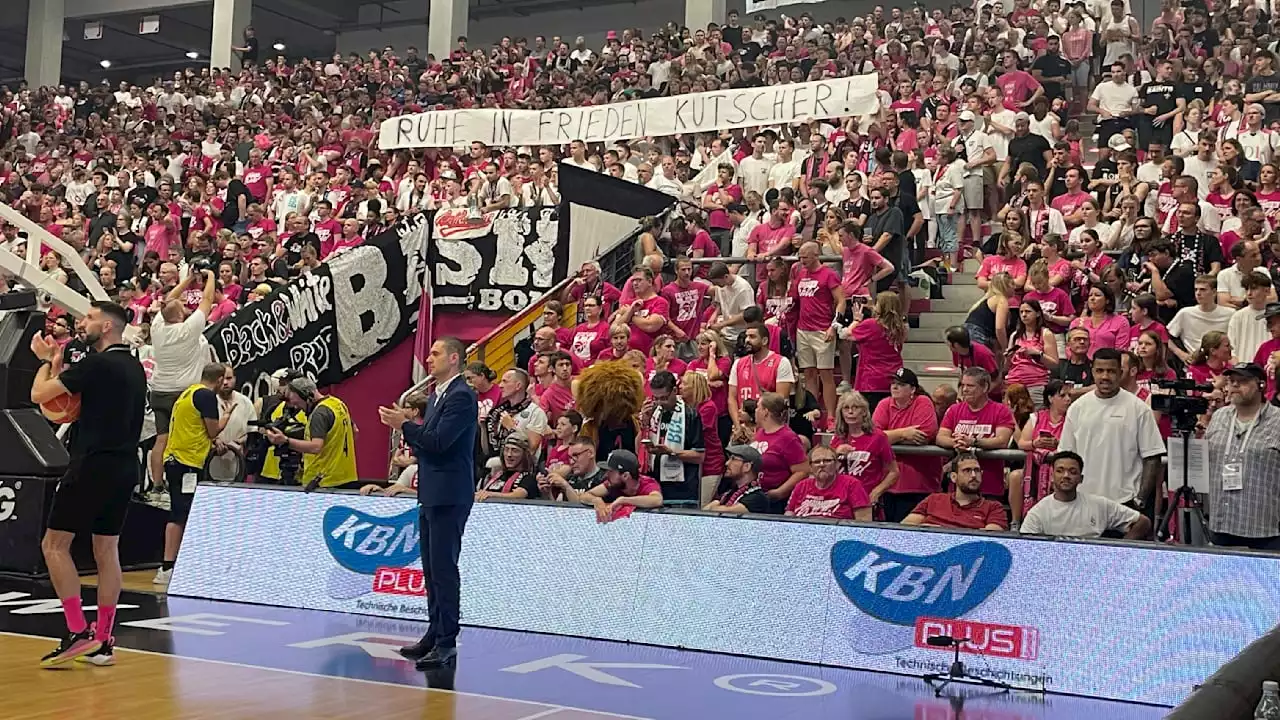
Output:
[99, 59, 111, 68]
[272, 41, 286, 51]
[186, 51, 199, 59]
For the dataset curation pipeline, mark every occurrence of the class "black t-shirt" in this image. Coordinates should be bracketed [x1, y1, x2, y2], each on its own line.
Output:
[1140, 81, 1178, 116]
[1192, 27, 1219, 56]
[1160, 260, 1198, 320]
[482, 469, 539, 497]
[191, 387, 219, 421]
[1054, 359, 1094, 388]
[106, 246, 136, 280]
[56, 344, 147, 457]
[1089, 159, 1116, 205]
[1031, 53, 1073, 99]
[242, 36, 260, 64]
[221, 180, 252, 226]
[716, 482, 770, 513]
[1008, 133, 1051, 179]
[284, 232, 321, 266]
[62, 339, 91, 367]
[1177, 82, 1214, 108]
[1174, 232, 1223, 275]
[866, 206, 905, 263]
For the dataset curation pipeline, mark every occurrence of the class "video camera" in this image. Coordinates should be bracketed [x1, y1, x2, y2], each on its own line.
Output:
[245, 417, 308, 485]
[1150, 378, 1212, 432]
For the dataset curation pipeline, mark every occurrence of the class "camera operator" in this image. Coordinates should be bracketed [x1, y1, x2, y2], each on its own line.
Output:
[148, 266, 216, 493]
[155, 362, 228, 586]
[249, 369, 308, 484]
[1206, 363, 1280, 550]
[265, 376, 359, 490]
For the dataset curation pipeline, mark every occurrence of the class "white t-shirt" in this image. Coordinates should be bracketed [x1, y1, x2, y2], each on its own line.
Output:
[767, 158, 801, 190]
[1021, 492, 1142, 538]
[513, 401, 550, 438]
[1181, 156, 1218, 201]
[1228, 305, 1271, 363]
[1216, 264, 1271, 302]
[1058, 389, 1166, 503]
[1090, 81, 1138, 118]
[736, 155, 775, 199]
[956, 131, 994, 178]
[149, 309, 210, 393]
[714, 274, 757, 343]
[1168, 305, 1235, 354]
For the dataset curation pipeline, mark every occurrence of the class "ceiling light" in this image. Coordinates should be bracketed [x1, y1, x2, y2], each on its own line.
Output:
[99, 59, 112, 68]
[186, 50, 199, 59]
[272, 42, 286, 51]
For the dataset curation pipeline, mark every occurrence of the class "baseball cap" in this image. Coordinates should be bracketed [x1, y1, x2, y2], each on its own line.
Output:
[598, 449, 640, 477]
[1107, 135, 1132, 151]
[1014, 112, 1030, 123]
[725, 444, 762, 466]
[1224, 362, 1267, 384]
[958, 110, 976, 122]
[892, 367, 921, 389]
[1264, 302, 1280, 319]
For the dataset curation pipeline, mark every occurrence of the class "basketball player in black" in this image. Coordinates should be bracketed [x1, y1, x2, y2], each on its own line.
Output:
[30, 301, 147, 667]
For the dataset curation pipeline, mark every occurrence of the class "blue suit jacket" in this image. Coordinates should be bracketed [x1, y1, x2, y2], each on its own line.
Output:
[401, 377, 478, 507]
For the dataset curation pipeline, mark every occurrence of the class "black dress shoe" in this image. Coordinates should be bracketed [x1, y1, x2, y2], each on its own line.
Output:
[398, 639, 434, 661]
[414, 646, 458, 669]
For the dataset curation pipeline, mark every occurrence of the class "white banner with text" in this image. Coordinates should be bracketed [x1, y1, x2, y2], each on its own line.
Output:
[378, 75, 879, 149]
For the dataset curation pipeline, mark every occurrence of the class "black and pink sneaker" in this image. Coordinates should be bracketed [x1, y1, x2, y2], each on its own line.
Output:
[40, 630, 101, 668]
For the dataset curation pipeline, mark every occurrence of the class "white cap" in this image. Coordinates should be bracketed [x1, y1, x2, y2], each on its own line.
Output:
[958, 110, 976, 122]
[1107, 135, 1132, 151]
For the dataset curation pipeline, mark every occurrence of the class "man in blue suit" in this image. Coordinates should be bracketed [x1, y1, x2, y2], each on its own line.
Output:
[378, 336, 476, 669]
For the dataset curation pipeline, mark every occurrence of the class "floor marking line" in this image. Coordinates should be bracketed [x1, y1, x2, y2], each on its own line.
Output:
[512, 709, 567, 720]
[0, 630, 651, 720]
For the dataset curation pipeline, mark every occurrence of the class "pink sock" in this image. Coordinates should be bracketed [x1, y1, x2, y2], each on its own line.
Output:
[95, 606, 116, 642]
[62, 596, 87, 634]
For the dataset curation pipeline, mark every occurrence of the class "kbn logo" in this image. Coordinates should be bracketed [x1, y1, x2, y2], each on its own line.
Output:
[915, 617, 1039, 660]
[831, 541, 1012, 625]
[0, 482, 18, 522]
[322, 506, 420, 575]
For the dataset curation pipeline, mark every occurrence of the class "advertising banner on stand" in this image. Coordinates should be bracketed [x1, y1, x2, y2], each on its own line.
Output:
[171, 484, 1280, 708]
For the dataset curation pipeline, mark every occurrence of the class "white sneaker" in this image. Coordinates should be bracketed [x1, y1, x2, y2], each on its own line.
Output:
[152, 568, 172, 585]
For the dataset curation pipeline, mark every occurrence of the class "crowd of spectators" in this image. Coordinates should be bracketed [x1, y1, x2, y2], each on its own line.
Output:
[7, 0, 1280, 549]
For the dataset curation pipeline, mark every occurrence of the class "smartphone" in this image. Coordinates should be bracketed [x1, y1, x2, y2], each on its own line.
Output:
[641, 438, 654, 446]
[1037, 431, 1054, 439]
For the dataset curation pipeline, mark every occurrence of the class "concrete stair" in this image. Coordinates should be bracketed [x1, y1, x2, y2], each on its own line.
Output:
[906, 262, 980, 393]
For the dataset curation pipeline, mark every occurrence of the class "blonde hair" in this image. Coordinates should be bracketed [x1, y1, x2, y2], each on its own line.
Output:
[681, 371, 711, 406]
[987, 272, 1016, 298]
[1028, 258, 1049, 283]
[696, 328, 729, 357]
[872, 291, 907, 347]
[835, 391, 873, 436]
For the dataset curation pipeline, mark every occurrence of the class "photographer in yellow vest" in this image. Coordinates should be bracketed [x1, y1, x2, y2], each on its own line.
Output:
[257, 372, 308, 485]
[264, 376, 359, 490]
[155, 362, 228, 586]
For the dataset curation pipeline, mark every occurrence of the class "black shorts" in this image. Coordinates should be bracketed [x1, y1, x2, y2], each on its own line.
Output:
[165, 460, 203, 524]
[47, 452, 140, 536]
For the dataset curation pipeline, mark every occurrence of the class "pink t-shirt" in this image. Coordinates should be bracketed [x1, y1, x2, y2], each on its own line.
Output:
[144, 217, 178, 258]
[661, 280, 711, 340]
[790, 265, 842, 332]
[977, 255, 1028, 290]
[1255, 337, 1280, 399]
[872, 394, 942, 494]
[476, 384, 502, 422]
[748, 221, 796, 282]
[831, 430, 895, 496]
[1050, 190, 1091, 224]
[1004, 330, 1050, 388]
[941, 400, 1017, 496]
[538, 382, 577, 425]
[698, 400, 725, 477]
[841, 242, 887, 298]
[752, 425, 808, 493]
[996, 69, 1041, 106]
[1023, 287, 1074, 334]
[851, 319, 903, 393]
[1069, 314, 1131, 357]
[644, 357, 688, 387]
[628, 294, 671, 354]
[703, 183, 742, 230]
[567, 320, 611, 364]
[1128, 321, 1170, 351]
[786, 473, 871, 519]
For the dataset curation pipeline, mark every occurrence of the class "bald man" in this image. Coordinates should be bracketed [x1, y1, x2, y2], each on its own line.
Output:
[790, 240, 846, 426]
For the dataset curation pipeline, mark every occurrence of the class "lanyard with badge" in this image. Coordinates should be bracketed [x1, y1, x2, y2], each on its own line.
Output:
[1223, 406, 1265, 492]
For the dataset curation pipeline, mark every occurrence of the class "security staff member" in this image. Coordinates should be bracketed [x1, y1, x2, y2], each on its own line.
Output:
[256, 370, 307, 484]
[156, 362, 227, 585]
[265, 376, 358, 489]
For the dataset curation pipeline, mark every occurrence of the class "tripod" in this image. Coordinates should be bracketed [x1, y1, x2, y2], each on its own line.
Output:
[1157, 423, 1207, 545]
[922, 637, 1013, 697]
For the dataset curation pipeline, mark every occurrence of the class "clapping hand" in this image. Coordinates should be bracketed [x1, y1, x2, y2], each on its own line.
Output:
[377, 405, 412, 428]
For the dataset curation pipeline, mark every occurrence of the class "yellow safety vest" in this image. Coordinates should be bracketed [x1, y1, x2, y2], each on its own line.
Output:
[166, 383, 214, 469]
[300, 396, 358, 488]
[260, 400, 308, 481]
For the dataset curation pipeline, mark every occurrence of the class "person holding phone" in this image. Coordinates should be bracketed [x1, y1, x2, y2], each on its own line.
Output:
[1011, 379, 1074, 528]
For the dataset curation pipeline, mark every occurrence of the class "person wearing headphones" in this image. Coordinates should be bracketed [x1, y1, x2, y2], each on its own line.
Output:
[265, 376, 359, 490]
[254, 369, 308, 484]
[154, 362, 229, 586]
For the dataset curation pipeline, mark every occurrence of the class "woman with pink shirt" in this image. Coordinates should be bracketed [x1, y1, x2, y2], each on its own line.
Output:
[751, 392, 810, 514]
[1023, 259, 1074, 354]
[1039, 235, 1072, 288]
[1070, 285, 1130, 356]
[1010, 379, 1071, 523]
[831, 391, 899, 510]
[1003, 299, 1059, 408]
[644, 335, 687, 393]
[757, 258, 795, 356]
[687, 330, 733, 446]
[1126, 294, 1170, 350]
[1068, 229, 1114, 300]
[681, 372, 724, 507]
[464, 362, 502, 423]
[566, 296, 611, 366]
[849, 292, 907, 411]
[976, 232, 1028, 299]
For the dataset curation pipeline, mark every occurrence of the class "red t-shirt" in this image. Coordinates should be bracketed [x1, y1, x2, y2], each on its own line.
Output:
[1024, 286, 1074, 334]
[850, 319, 903, 393]
[751, 425, 807, 493]
[698, 401, 725, 477]
[911, 492, 1009, 530]
[995, 69, 1041, 107]
[566, 320, 611, 365]
[538, 382, 577, 425]
[790, 265, 842, 331]
[242, 165, 272, 201]
[940, 400, 1017, 496]
[786, 473, 871, 519]
[840, 242, 887, 298]
[952, 341, 1003, 399]
[688, 355, 732, 416]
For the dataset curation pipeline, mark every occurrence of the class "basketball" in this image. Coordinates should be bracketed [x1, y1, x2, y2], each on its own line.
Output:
[40, 393, 81, 424]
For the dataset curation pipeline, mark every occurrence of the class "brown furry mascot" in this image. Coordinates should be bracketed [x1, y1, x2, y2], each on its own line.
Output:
[573, 359, 645, 454]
